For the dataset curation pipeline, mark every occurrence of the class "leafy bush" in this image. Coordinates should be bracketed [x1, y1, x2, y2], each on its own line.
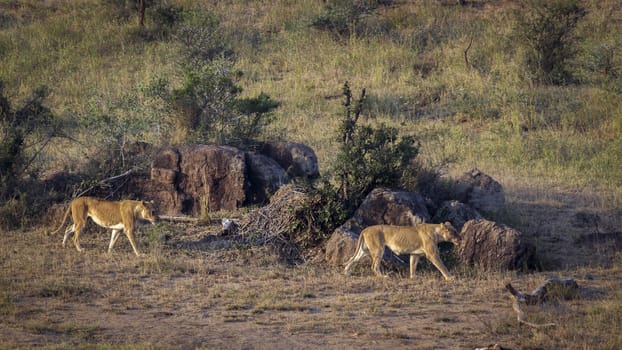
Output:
[514, 0, 586, 85]
[0, 83, 59, 200]
[334, 82, 420, 209]
[169, 11, 279, 146]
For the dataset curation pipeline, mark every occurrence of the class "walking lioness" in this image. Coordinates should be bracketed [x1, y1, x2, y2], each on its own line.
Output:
[344, 222, 461, 280]
[50, 197, 157, 256]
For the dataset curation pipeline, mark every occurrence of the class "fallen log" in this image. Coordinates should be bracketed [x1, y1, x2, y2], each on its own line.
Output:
[158, 215, 199, 223]
[505, 277, 579, 328]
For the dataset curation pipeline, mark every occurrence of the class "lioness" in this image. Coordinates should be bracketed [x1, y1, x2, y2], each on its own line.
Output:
[50, 197, 157, 256]
[343, 222, 460, 280]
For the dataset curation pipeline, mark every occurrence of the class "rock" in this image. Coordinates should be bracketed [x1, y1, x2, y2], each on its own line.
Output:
[351, 187, 431, 228]
[259, 141, 320, 178]
[325, 188, 431, 266]
[458, 219, 534, 270]
[324, 226, 358, 266]
[126, 142, 317, 217]
[454, 168, 505, 213]
[245, 152, 290, 204]
[143, 145, 248, 216]
[433, 200, 482, 230]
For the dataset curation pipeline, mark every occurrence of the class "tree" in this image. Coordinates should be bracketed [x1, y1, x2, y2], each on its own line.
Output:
[170, 11, 278, 146]
[137, 0, 146, 27]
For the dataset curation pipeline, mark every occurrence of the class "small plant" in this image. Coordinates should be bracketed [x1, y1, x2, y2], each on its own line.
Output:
[312, 0, 393, 38]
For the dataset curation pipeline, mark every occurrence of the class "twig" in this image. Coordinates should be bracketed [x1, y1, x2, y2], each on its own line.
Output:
[75, 169, 135, 198]
[464, 36, 474, 69]
[158, 215, 199, 223]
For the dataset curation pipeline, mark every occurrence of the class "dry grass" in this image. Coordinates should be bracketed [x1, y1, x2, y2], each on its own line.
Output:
[1, 207, 622, 349]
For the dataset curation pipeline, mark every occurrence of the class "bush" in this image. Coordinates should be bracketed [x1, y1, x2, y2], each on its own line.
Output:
[334, 82, 420, 210]
[0, 83, 58, 201]
[312, 0, 393, 38]
[169, 11, 279, 146]
[514, 0, 586, 85]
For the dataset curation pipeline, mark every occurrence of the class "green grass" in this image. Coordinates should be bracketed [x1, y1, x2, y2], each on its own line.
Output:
[0, 0, 621, 199]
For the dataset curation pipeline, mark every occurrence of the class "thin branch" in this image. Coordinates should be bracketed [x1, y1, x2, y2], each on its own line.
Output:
[464, 36, 474, 69]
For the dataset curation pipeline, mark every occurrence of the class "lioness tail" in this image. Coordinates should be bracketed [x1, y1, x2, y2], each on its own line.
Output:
[48, 204, 72, 236]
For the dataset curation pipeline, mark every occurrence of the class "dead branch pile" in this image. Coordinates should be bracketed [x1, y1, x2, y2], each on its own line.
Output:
[235, 184, 310, 262]
[505, 277, 579, 328]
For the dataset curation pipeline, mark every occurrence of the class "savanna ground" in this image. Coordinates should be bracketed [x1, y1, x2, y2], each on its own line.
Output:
[2, 172, 622, 350]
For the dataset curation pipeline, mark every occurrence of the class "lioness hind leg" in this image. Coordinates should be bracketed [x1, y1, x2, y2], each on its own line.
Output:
[72, 221, 85, 252]
[344, 243, 370, 275]
[370, 250, 388, 278]
[108, 229, 122, 253]
[62, 224, 75, 248]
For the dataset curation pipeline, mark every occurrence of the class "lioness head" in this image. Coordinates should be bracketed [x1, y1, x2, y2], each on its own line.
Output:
[138, 201, 158, 224]
[439, 222, 461, 245]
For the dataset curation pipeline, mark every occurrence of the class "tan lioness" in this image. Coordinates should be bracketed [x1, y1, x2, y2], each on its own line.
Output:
[50, 197, 157, 256]
[343, 222, 460, 280]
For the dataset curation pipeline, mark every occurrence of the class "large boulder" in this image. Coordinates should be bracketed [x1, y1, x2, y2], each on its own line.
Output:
[149, 145, 248, 216]
[454, 168, 505, 214]
[259, 141, 320, 179]
[325, 188, 431, 266]
[324, 226, 358, 266]
[458, 219, 534, 271]
[124, 142, 318, 217]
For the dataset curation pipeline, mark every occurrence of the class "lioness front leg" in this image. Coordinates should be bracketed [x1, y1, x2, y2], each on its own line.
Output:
[124, 228, 143, 257]
[426, 251, 454, 281]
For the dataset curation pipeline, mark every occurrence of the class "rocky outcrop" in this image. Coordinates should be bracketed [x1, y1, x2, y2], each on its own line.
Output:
[259, 141, 320, 179]
[134, 142, 319, 217]
[149, 145, 248, 216]
[458, 219, 534, 271]
[454, 168, 505, 214]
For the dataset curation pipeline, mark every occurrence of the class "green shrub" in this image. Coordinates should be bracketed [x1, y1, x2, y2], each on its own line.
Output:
[334, 82, 420, 210]
[514, 0, 586, 85]
[0, 83, 59, 200]
[169, 10, 279, 146]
